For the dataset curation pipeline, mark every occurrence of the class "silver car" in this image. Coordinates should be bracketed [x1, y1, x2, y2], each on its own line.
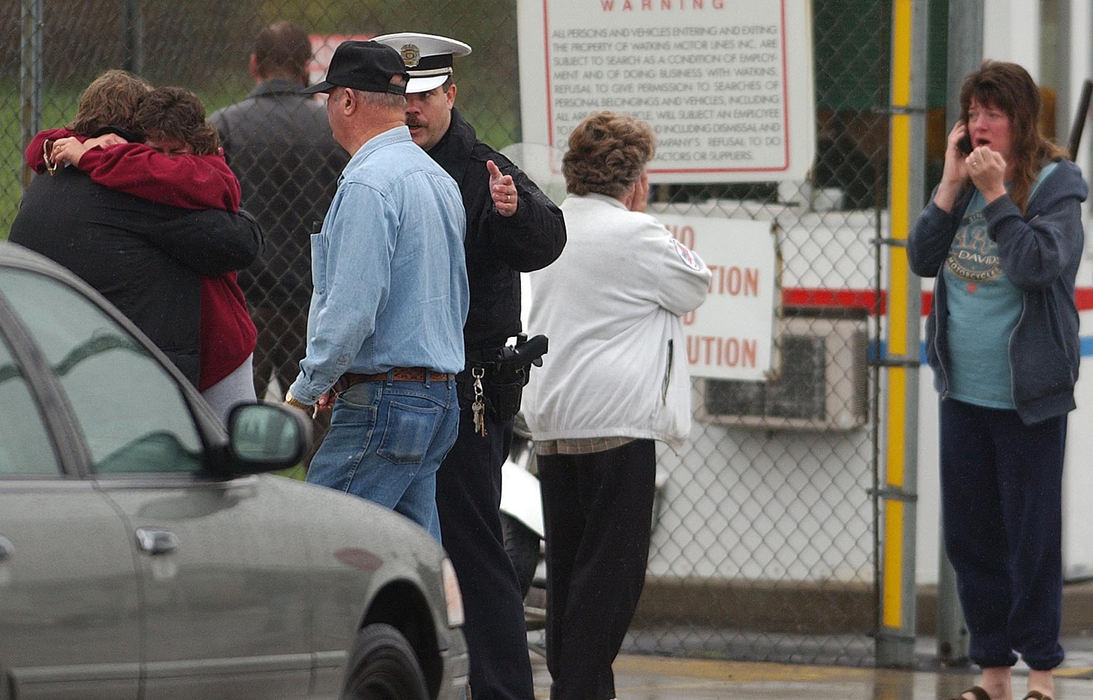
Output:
[0, 242, 468, 699]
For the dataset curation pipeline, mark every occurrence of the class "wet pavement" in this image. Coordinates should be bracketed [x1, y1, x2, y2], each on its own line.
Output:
[521, 579, 1093, 698]
[528, 635, 1093, 699]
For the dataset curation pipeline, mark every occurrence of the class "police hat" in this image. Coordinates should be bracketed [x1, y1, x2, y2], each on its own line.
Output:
[302, 40, 409, 95]
[371, 32, 472, 94]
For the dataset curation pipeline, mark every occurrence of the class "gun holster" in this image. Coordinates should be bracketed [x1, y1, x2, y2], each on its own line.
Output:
[457, 334, 548, 422]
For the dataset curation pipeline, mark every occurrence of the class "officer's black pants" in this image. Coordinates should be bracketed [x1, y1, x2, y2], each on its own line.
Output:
[436, 401, 535, 700]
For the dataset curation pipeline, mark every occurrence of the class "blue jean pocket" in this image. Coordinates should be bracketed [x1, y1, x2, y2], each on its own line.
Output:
[377, 398, 442, 464]
[309, 399, 377, 494]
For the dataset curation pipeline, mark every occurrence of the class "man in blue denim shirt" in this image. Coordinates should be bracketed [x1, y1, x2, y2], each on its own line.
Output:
[285, 40, 468, 541]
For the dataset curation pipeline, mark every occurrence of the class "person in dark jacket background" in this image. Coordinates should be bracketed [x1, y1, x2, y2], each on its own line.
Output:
[373, 31, 566, 700]
[210, 20, 348, 404]
[909, 61, 1087, 700]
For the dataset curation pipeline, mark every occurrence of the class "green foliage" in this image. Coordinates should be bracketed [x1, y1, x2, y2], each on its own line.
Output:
[272, 463, 308, 481]
[1, 87, 81, 239]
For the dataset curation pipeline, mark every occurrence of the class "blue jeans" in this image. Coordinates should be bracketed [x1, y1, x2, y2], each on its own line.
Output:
[306, 376, 458, 541]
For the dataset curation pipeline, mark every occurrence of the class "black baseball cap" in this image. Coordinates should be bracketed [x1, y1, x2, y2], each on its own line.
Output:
[302, 40, 409, 95]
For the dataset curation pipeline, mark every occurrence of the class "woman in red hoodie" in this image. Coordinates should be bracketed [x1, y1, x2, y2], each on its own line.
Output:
[33, 86, 258, 422]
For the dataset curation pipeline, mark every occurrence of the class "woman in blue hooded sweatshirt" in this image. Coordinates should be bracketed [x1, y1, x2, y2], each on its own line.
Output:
[910, 61, 1088, 700]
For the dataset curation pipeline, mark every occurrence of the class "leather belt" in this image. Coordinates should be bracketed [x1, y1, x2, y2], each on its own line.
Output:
[334, 367, 452, 393]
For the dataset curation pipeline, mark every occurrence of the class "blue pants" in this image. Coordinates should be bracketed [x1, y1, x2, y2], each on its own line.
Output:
[436, 402, 535, 700]
[539, 439, 656, 700]
[306, 376, 459, 541]
[939, 398, 1066, 670]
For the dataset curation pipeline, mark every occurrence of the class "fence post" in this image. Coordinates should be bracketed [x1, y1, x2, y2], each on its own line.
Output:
[876, 0, 927, 668]
[19, 0, 43, 190]
[124, 0, 142, 75]
[934, 0, 984, 668]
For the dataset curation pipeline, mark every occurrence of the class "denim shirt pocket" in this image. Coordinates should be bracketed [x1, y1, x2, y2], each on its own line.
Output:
[310, 231, 329, 295]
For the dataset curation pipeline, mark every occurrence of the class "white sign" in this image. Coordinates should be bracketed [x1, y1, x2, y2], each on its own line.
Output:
[517, 0, 815, 183]
[662, 214, 778, 380]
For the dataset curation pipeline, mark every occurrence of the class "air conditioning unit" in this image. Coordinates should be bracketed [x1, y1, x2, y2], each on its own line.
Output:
[694, 310, 869, 431]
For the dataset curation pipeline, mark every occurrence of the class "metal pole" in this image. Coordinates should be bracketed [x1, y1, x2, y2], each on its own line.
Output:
[876, 0, 927, 668]
[935, 0, 983, 668]
[20, 0, 43, 190]
[1055, 0, 1072, 145]
[124, 0, 143, 75]
[1066, 80, 1091, 160]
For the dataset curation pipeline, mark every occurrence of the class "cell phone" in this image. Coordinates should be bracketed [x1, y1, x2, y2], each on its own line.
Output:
[957, 132, 973, 155]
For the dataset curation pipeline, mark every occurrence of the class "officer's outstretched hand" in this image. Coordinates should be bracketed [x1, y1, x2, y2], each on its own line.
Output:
[488, 159, 518, 217]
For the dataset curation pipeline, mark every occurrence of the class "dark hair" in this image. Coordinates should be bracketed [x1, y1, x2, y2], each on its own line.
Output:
[562, 111, 656, 198]
[959, 60, 1067, 213]
[70, 69, 152, 137]
[134, 86, 220, 155]
[254, 20, 312, 81]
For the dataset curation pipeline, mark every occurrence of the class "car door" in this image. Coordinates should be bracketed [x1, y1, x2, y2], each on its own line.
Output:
[0, 262, 315, 699]
[0, 272, 140, 700]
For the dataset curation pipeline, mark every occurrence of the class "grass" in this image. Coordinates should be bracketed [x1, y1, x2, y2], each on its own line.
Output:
[2, 88, 82, 237]
[272, 463, 308, 481]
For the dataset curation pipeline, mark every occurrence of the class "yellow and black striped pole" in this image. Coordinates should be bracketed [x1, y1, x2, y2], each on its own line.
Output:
[876, 0, 926, 668]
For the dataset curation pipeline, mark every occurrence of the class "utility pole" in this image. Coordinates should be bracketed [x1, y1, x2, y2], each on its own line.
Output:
[934, 0, 984, 669]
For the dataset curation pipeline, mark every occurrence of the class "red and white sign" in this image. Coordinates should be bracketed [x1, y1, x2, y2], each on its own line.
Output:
[661, 214, 778, 380]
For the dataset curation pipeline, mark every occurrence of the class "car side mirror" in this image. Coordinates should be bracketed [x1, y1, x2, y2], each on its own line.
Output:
[223, 402, 311, 474]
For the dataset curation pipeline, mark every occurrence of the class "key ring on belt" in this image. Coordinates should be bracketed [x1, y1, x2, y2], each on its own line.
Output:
[471, 366, 487, 436]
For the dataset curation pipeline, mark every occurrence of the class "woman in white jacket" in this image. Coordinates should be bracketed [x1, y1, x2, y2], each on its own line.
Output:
[522, 111, 710, 700]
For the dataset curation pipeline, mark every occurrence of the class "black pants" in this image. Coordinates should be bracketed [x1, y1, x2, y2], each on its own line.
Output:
[939, 398, 1066, 670]
[539, 439, 656, 700]
[436, 401, 534, 700]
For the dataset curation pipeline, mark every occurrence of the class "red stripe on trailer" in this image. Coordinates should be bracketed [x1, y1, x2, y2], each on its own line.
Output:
[783, 288, 1093, 316]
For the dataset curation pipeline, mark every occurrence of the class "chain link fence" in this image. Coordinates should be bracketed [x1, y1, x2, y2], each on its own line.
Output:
[4, 0, 895, 667]
[629, 0, 893, 666]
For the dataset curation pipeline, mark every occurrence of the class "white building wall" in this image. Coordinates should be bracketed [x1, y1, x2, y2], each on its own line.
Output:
[1062, 0, 1093, 581]
[982, 0, 1040, 78]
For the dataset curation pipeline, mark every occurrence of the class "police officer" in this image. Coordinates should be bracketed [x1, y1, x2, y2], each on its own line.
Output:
[372, 32, 566, 700]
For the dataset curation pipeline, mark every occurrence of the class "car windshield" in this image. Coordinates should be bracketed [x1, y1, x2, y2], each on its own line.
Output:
[0, 267, 204, 474]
